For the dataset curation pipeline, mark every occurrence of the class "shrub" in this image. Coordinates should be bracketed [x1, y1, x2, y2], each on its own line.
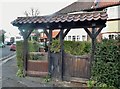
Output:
[29, 41, 39, 52]
[91, 39, 120, 88]
[16, 41, 24, 77]
[64, 41, 91, 55]
[29, 52, 47, 60]
[50, 40, 91, 55]
[16, 41, 40, 77]
[50, 39, 61, 53]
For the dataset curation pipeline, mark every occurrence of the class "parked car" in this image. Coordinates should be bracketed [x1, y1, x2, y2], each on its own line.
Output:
[5, 41, 12, 45]
[10, 43, 16, 51]
[0, 42, 5, 48]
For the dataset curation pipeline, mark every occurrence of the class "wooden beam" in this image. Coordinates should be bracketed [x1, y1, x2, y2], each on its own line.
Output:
[59, 29, 64, 80]
[84, 28, 92, 38]
[44, 29, 49, 38]
[26, 29, 34, 39]
[63, 28, 71, 39]
[94, 27, 104, 38]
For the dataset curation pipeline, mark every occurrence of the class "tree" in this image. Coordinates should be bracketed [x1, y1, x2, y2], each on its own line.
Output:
[24, 8, 40, 17]
[0, 30, 6, 43]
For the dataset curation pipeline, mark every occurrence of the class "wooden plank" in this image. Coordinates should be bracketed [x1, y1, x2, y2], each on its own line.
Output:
[63, 76, 89, 83]
[77, 58, 81, 77]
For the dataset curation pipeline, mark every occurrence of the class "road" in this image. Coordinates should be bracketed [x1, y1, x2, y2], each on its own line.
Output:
[0, 45, 14, 59]
[0, 45, 18, 88]
[2, 56, 27, 87]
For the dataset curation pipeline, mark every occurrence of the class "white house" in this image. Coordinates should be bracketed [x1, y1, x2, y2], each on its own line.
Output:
[101, 5, 120, 39]
[64, 29, 88, 41]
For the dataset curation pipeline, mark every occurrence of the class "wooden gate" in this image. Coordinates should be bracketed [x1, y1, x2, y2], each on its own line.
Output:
[63, 53, 90, 82]
[51, 52, 91, 81]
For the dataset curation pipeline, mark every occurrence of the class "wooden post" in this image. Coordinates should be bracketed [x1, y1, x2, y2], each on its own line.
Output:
[19, 27, 33, 76]
[84, 26, 104, 78]
[59, 29, 64, 80]
[48, 29, 52, 76]
[23, 38, 28, 76]
[89, 23, 96, 78]
[91, 27, 96, 62]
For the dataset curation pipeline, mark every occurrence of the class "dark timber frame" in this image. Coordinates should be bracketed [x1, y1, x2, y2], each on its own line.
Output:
[12, 12, 107, 79]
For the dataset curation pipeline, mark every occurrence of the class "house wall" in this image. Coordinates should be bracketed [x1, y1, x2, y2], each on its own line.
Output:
[101, 5, 120, 39]
[64, 28, 88, 41]
[107, 20, 120, 32]
[107, 5, 120, 19]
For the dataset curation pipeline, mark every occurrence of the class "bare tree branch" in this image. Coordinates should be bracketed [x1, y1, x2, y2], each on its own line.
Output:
[24, 8, 40, 17]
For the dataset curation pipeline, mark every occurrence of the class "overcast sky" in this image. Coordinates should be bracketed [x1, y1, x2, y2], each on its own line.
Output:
[0, 0, 77, 37]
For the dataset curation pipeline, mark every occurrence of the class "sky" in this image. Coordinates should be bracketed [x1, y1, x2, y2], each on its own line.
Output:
[0, 0, 77, 37]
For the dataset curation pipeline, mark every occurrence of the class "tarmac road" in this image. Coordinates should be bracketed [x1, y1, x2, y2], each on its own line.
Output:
[0, 45, 14, 59]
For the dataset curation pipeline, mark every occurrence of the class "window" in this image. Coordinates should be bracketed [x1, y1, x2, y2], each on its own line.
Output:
[16, 36, 21, 39]
[68, 36, 71, 41]
[109, 35, 114, 39]
[77, 35, 80, 41]
[72, 36, 76, 41]
[82, 35, 86, 41]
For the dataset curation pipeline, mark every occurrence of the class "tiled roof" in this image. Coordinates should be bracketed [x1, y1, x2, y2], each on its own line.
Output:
[40, 30, 60, 39]
[55, 0, 120, 14]
[93, 0, 120, 9]
[55, 1, 94, 15]
[12, 11, 108, 25]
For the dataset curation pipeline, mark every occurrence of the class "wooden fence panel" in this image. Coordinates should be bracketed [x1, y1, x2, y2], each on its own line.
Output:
[63, 53, 90, 81]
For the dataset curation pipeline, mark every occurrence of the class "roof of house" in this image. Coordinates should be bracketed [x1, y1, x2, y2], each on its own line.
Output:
[40, 30, 60, 39]
[92, 0, 120, 10]
[55, 0, 120, 14]
[55, 1, 94, 15]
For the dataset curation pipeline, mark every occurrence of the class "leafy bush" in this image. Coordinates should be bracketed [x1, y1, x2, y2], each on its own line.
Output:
[44, 75, 51, 82]
[64, 41, 91, 55]
[16, 41, 40, 77]
[29, 52, 47, 60]
[16, 41, 24, 77]
[29, 41, 39, 52]
[50, 39, 61, 53]
[50, 40, 91, 55]
[91, 39, 120, 88]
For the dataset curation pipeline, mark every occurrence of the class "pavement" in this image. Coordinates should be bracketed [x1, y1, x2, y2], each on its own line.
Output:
[1, 54, 87, 88]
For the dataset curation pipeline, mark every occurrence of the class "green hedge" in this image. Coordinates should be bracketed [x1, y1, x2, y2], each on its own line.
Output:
[29, 53, 47, 60]
[28, 41, 39, 52]
[64, 41, 91, 55]
[16, 41, 24, 77]
[91, 39, 120, 88]
[50, 40, 91, 55]
[16, 41, 39, 77]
